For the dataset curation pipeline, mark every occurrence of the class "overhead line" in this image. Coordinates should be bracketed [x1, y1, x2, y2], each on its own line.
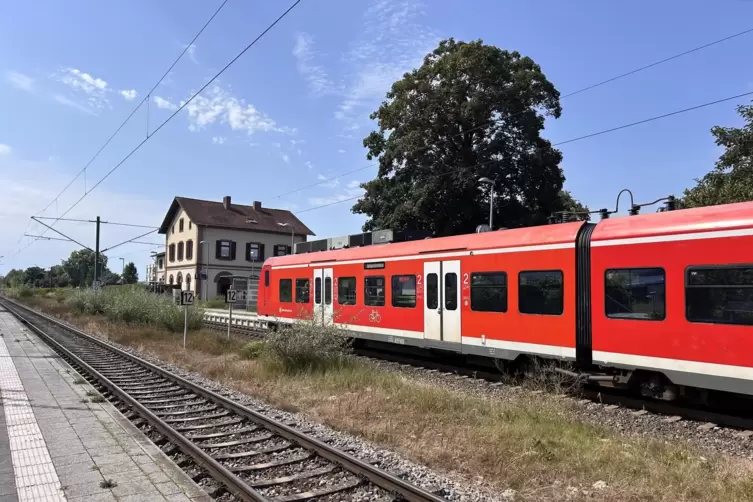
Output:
[275, 25, 753, 199]
[293, 89, 753, 215]
[13, 0, 302, 258]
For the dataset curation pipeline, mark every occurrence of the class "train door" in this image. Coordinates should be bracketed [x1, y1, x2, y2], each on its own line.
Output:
[312, 268, 334, 325]
[423, 260, 462, 344]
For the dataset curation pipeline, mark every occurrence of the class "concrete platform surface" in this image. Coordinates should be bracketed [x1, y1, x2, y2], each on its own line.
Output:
[0, 309, 211, 501]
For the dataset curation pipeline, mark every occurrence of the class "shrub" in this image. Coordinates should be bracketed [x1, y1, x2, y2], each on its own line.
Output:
[6, 285, 34, 299]
[238, 341, 266, 360]
[201, 296, 227, 309]
[263, 316, 352, 374]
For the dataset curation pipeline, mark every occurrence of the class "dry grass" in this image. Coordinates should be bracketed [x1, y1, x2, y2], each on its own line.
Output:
[20, 297, 753, 501]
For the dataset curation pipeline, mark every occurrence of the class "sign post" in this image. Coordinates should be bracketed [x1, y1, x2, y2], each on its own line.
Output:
[180, 290, 195, 348]
[225, 288, 237, 339]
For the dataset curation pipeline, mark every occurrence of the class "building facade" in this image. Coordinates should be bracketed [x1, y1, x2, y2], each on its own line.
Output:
[146, 252, 166, 285]
[158, 196, 314, 300]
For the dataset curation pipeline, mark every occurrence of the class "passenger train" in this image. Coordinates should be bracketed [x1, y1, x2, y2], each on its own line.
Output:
[257, 201, 753, 401]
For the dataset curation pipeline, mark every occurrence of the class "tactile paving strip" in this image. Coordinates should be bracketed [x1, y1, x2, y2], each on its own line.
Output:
[0, 335, 66, 501]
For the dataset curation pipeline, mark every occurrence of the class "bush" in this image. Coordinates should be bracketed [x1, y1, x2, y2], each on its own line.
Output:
[238, 341, 266, 360]
[6, 285, 34, 298]
[63, 287, 204, 332]
[263, 317, 352, 374]
[201, 296, 227, 309]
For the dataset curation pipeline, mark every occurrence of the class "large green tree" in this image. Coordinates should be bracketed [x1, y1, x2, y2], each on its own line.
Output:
[62, 249, 110, 287]
[352, 38, 579, 235]
[122, 262, 138, 284]
[683, 102, 753, 208]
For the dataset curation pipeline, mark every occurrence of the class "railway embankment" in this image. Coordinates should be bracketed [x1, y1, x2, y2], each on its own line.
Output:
[7, 287, 753, 502]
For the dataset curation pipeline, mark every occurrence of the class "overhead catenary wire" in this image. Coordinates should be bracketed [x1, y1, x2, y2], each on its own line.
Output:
[292, 89, 753, 216]
[11, 0, 303, 258]
[274, 25, 753, 200]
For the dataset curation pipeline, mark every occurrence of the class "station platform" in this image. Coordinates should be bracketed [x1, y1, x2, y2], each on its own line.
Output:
[0, 309, 210, 502]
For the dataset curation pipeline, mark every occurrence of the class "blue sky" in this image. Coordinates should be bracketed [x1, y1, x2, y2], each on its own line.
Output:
[2, 0, 753, 276]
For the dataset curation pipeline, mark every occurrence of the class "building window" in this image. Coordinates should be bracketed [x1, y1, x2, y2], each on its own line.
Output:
[158, 258, 163, 269]
[186, 273, 191, 288]
[519, 270, 564, 315]
[391, 275, 416, 308]
[179, 218, 184, 232]
[177, 272, 183, 287]
[686, 266, 753, 325]
[186, 240, 193, 260]
[189, 221, 192, 230]
[295, 279, 310, 303]
[279, 279, 292, 302]
[364, 276, 385, 306]
[169, 274, 174, 285]
[606, 268, 666, 321]
[172, 224, 175, 234]
[177, 242, 184, 261]
[216, 240, 235, 260]
[246, 242, 264, 262]
[274, 244, 291, 256]
[471, 272, 507, 313]
[338, 277, 357, 305]
[169, 244, 175, 262]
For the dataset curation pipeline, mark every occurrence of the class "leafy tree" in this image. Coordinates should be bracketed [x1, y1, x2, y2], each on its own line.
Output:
[683, 102, 753, 208]
[122, 262, 138, 284]
[62, 249, 109, 287]
[24, 266, 46, 287]
[556, 190, 590, 221]
[49, 265, 70, 288]
[4, 269, 26, 287]
[352, 38, 577, 235]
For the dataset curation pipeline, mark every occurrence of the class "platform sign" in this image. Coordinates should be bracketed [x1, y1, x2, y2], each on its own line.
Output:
[225, 288, 236, 339]
[225, 289, 237, 304]
[180, 290, 195, 306]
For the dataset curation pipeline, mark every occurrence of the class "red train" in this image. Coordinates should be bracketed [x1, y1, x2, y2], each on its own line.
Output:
[257, 201, 753, 400]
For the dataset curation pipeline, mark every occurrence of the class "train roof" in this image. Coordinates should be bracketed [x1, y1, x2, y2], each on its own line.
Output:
[591, 200, 753, 243]
[265, 221, 585, 267]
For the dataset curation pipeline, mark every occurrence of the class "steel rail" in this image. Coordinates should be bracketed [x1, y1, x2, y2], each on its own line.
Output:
[0, 297, 447, 502]
[1, 299, 269, 502]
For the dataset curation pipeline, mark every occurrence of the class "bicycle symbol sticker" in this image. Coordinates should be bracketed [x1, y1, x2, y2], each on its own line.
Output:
[369, 310, 382, 324]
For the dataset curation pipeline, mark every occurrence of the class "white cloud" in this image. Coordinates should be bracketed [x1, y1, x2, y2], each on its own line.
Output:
[153, 96, 178, 111]
[293, 33, 333, 95]
[53, 95, 98, 115]
[272, 142, 282, 148]
[335, 0, 439, 125]
[0, 144, 11, 155]
[120, 89, 138, 101]
[290, 139, 305, 145]
[308, 178, 365, 207]
[305, 161, 314, 170]
[184, 44, 198, 64]
[317, 173, 339, 189]
[338, 149, 346, 154]
[347, 180, 362, 190]
[281, 153, 290, 164]
[56, 68, 109, 109]
[212, 136, 227, 145]
[183, 84, 279, 135]
[6, 71, 35, 92]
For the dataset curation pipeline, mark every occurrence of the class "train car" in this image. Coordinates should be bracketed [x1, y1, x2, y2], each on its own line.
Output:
[257, 201, 753, 400]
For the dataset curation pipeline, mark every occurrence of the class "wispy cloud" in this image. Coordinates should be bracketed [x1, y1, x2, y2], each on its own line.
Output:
[184, 44, 198, 64]
[120, 89, 138, 101]
[212, 136, 227, 145]
[337, 149, 346, 154]
[182, 84, 281, 136]
[53, 95, 98, 115]
[6, 71, 35, 92]
[281, 153, 290, 164]
[293, 33, 333, 95]
[317, 173, 339, 189]
[308, 178, 364, 206]
[56, 68, 110, 109]
[0, 144, 11, 155]
[290, 139, 305, 145]
[153, 96, 178, 111]
[305, 161, 314, 170]
[335, 0, 439, 127]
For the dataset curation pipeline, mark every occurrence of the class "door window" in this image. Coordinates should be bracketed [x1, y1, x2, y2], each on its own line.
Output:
[444, 272, 458, 311]
[315, 277, 321, 304]
[324, 277, 332, 305]
[426, 273, 438, 309]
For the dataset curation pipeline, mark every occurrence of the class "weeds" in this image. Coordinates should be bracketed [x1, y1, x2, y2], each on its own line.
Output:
[238, 341, 266, 360]
[263, 317, 352, 374]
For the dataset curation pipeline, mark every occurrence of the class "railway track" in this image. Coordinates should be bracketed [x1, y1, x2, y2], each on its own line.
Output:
[205, 316, 753, 432]
[0, 297, 447, 502]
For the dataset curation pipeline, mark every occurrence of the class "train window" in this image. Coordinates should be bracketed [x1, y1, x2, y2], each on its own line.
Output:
[295, 278, 310, 303]
[445, 273, 458, 311]
[364, 276, 385, 306]
[686, 266, 753, 326]
[338, 277, 357, 305]
[470, 272, 507, 312]
[279, 279, 292, 303]
[324, 277, 332, 305]
[605, 268, 665, 321]
[391, 275, 416, 308]
[426, 273, 438, 309]
[315, 277, 322, 304]
[519, 270, 564, 315]
[264, 270, 269, 287]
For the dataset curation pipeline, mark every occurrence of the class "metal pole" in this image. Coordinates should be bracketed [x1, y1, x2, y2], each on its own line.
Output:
[120, 258, 125, 284]
[94, 216, 100, 288]
[227, 302, 232, 339]
[489, 186, 494, 230]
[183, 306, 188, 349]
[291, 228, 294, 250]
[205, 242, 209, 300]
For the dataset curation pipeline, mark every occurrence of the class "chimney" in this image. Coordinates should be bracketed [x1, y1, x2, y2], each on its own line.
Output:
[223, 196, 231, 210]
[253, 200, 262, 211]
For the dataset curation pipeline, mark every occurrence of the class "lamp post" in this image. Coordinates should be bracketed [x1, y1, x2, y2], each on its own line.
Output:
[119, 257, 125, 285]
[199, 240, 209, 300]
[478, 177, 495, 230]
[277, 222, 294, 251]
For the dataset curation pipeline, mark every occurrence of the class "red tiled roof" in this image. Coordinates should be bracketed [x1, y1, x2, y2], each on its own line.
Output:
[158, 196, 315, 236]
